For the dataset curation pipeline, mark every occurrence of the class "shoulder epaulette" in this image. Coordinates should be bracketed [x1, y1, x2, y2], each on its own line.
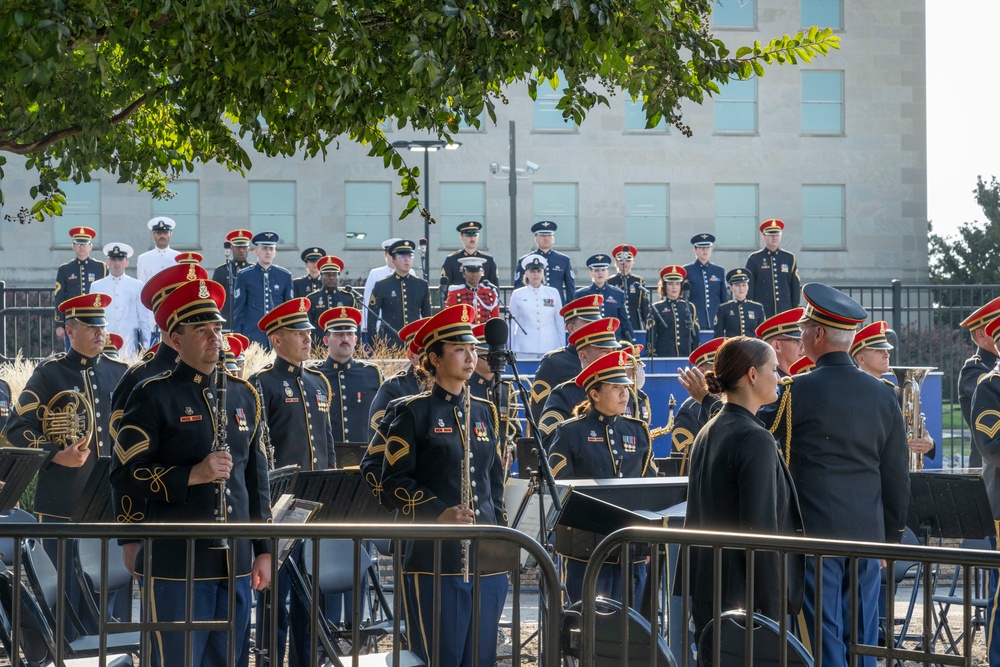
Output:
[103, 357, 129, 369]
[880, 378, 896, 388]
[236, 264, 255, 275]
[978, 371, 999, 385]
[779, 375, 794, 387]
[559, 413, 588, 427]
[272, 265, 292, 276]
[39, 353, 66, 366]
[214, 262, 228, 271]
[621, 414, 648, 428]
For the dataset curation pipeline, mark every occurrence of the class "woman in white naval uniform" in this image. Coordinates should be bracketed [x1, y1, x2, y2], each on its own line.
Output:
[508, 254, 564, 358]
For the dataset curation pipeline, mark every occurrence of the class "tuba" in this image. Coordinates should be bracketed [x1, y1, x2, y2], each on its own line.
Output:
[891, 366, 935, 472]
[40, 390, 95, 450]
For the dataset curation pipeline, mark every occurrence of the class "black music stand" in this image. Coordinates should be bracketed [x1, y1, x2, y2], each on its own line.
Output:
[292, 469, 388, 522]
[515, 437, 539, 476]
[555, 488, 664, 560]
[268, 465, 300, 507]
[655, 455, 687, 478]
[0, 447, 47, 511]
[333, 442, 369, 469]
[906, 471, 994, 544]
[71, 457, 115, 522]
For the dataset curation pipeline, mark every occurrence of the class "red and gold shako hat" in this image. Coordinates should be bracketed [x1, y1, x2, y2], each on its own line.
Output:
[659, 265, 687, 282]
[228, 333, 250, 358]
[400, 317, 430, 354]
[69, 226, 97, 244]
[755, 307, 805, 341]
[472, 322, 488, 350]
[258, 297, 313, 335]
[412, 304, 478, 352]
[226, 229, 253, 247]
[568, 317, 621, 350]
[689, 337, 726, 368]
[851, 321, 893, 356]
[575, 349, 634, 391]
[223, 333, 246, 371]
[319, 306, 362, 332]
[612, 244, 637, 261]
[799, 283, 867, 331]
[175, 252, 203, 265]
[960, 296, 1000, 330]
[559, 294, 604, 323]
[317, 256, 345, 274]
[140, 263, 209, 312]
[759, 218, 785, 235]
[622, 342, 645, 367]
[789, 356, 815, 375]
[156, 279, 225, 334]
[103, 333, 124, 357]
[59, 293, 112, 326]
[983, 315, 1000, 342]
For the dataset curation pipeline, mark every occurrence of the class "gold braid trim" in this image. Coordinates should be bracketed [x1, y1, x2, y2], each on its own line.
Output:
[769, 384, 794, 466]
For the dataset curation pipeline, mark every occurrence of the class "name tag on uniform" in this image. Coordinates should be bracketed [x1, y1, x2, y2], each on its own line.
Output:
[285, 398, 300, 403]
[434, 427, 453, 433]
[587, 437, 603, 442]
[180, 415, 202, 423]
[761, 262, 769, 269]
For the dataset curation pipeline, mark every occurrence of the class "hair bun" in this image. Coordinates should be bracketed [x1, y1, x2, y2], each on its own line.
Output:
[704, 370, 724, 395]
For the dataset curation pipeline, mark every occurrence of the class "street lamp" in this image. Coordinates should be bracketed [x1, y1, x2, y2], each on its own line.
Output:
[489, 121, 539, 284]
[391, 139, 462, 284]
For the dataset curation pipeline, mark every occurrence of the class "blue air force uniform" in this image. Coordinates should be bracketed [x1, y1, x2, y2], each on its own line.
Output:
[683, 260, 727, 331]
[514, 248, 576, 304]
[317, 357, 383, 443]
[367, 274, 432, 347]
[714, 299, 766, 338]
[233, 264, 294, 348]
[575, 284, 635, 342]
[647, 298, 699, 357]
[212, 259, 251, 329]
[53, 258, 108, 327]
[607, 273, 650, 331]
[745, 248, 801, 318]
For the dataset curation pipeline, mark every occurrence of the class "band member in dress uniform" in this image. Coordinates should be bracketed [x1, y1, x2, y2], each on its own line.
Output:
[513, 221, 576, 304]
[713, 267, 765, 338]
[293, 246, 325, 298]
[671, 338, 725, 472]
[607, 244, 650, 332]
[789, 356, 815, 375]
[102, 332, 124, 359]
[439, 220, 500, 303]
[745, 219, 801, 318]
[54, 226, 108, 347]
[109, 279, 272, 667]
[683, 233, 727, 331]
[212, 229, 254, 330]
[317, 307, 383, 443]
[234, 231, 294, 349]
[508, 254, 564, 358]
[363, 238, 416, 332]
[958, 296, 1000, 468]
[576, 254, 635, 342]
[763, 284, 908, 667]
[756, 307, 806, 376]
[0, 375, 12, 434]
[307, 255, 360, 343]
[136, 216, 181, 282]
[367, 239, 432, 349]
[647, 265, 699, 357]
[444, 257, 500, 324]
[527, 295, 603, 428]
[380, 304, 508, 667]
[223, 333, 248, 376]
[175, 251, 203, 265]
[548, 350, 654, 603]
[91, 242, 153, 352]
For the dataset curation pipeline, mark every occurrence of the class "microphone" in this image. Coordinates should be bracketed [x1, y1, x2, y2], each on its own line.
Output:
[418, 238, 428, 256]
[223, 240, 232, 260]
[483, 317, 509, 376]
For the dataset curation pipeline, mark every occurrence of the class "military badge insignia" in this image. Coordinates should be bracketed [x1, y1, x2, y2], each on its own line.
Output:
[623, 435, 637, 453]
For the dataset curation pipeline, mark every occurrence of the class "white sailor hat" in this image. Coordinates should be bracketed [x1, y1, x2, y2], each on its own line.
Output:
[458, 256, 487, 271]
[381, 237, 402, 250]
[103, 243, 134, 259]
[147, 216, 176, 232]
[521, 254, 548, 271]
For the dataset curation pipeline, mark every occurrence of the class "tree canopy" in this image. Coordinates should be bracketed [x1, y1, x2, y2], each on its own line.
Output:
[930, 176, 1000, 285]
[0, 1, 839, 222]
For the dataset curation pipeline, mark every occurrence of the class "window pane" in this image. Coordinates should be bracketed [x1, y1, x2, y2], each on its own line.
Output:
[802, 71, 843, 134]
[152, 181, 199, 247]
[624, 98, 667, 132]
[345, 182, 391, 249]
[802, 104, 842, 133]
[440, 183, 486, 249]
[54, 181, 101, 244]
[715, 79, 757, 132]
[715, 185, 758, 248]
[713, 0, 755, 27]
[533, 184, 578, 245]
[249, 181, 296, 246]
[802, 184, 845, 248]
[625, 184, 669, 247]
[533, 71, 574, 131]
[802, 0, 842, 29]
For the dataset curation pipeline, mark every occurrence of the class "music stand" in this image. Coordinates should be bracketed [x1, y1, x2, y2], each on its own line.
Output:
[71, 457, 115, 522]
[333, 442, 369, 469]
[268, 465, 300, 508]
[0, 447, 47, 511]
[906, 471, 994, 543]
[292, 469, 388, 522]
[515, 437, 539, 476]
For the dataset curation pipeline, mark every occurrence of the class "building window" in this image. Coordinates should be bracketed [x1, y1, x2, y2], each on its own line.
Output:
[802, 70, 844, 134]
[151, 181, 199, 247]
[624, 98, 667, 132]
[714, 78, 757, 133]
[533, 70, 575, 132]
[714, 184, 758, 249]
[802, 184, 845, 248]
[345, 182, 391, 249]
[712, 0, 756, 28]
[625, 184, 670, 248]
[439, 183, 486, 250]
[533, 184, 578, 246]
[54, 181, 101, 246]
[802, 0, 842, 29]
[249, 181, 296, 246]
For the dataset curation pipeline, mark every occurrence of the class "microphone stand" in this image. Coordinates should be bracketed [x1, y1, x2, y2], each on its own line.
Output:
[345, 286, 402, 348]
[225, 249, 236, 333]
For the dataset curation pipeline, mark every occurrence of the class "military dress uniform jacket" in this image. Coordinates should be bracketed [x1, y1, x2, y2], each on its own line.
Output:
[744, 248, 801, 318]
[537, 379, 641, 447]
[647, 298, 699, 357]
[212, 259, 252, 329]
[318, 356, 383, 443]
[136, 247, 180, 282]
[682, 261, 727, 332]
[0, 378, 11, 434]
[713, 299, 766, 338]
[110, 362, 272, 579]
[575, 284, 635, 342]
[54, 259, 108, 326]
[3, 349, 127, 519]
[959, 347, 997, 468]
[444, 284, 501, 324]
[362, 394, 412, 511]
[292, 274, 322, 299]
[233, 264, 294, 348]
[307, 287, 359, 344]
[548, 410, 654, 480]
[670, 394, 723, 460]
[367, 274, 432, 347]
[606, 274, 650, 331]
[439, 250, 500, 298]
[969, 370, 1000, 517]
[381, 385, 507, 573]
[763, 351, 909, 542]
[250, 361, 336, 470]
[514, 249, 576, 305]
[507, 284, 564, 356]
[369, 367, 422, 434]
[528, 344, 580, 428]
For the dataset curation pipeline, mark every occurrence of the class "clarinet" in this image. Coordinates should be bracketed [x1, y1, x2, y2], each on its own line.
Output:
[255, 379, 277, 470]
[211, 350, 230, 550]
[461, 385, 472, 582]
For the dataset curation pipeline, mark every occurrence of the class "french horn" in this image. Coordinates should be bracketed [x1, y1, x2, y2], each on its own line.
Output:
[40, 390, 94, 450]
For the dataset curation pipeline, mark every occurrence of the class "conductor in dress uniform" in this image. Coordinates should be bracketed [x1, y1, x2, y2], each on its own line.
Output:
[136, 216, 181, 282]
[367, 239, 432, 350]
[109, 279, 272, 667]
[292, 246, 325, 298]
[233, 231, 294, 349]
[439, 220, 500, 303]
[444, 256, 501, 324]
[212, 229, 254, 330]
[683, 233, 727, 331]
[54, 226, 108, 347]
[745, 219, 801, 318]
[607, 244, 650, 331]
[958, 296, 1000, 468]
[576, 254, 635, 342]
[762, 284, 908, 667]
[513, 221, 576, 304]
[90, 242, 153, 352]
[317, 306, 383, 443]
[713, 267, 766, 338]
[647, 265, 699, 357]
[307, 255, 360, 343]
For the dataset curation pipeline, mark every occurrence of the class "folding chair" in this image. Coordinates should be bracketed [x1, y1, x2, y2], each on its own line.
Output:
[73, 538, 134, 627]
[0, 509, 36, 567]
[560, 597, 679, 667]
[880, 525, 924, 647]
[698, 610, 813, 667]
[931, 537, 992, 654]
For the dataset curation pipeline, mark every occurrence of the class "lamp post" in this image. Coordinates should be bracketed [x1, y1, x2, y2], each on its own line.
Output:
[391, 139, 461, 284]
[489, 121, 539, 284]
